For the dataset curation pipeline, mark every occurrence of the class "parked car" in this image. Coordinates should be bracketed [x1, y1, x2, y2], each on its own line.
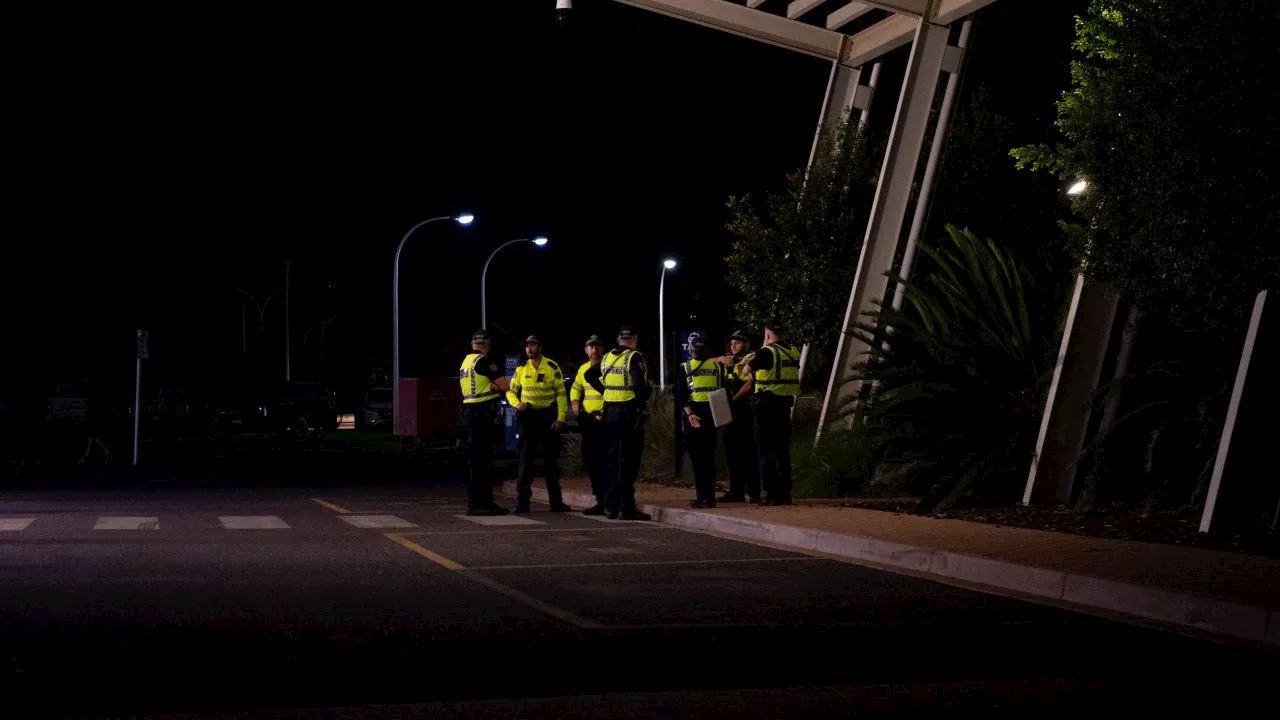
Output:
[272, 382, 338, 435]
[359, 387, 393, 431]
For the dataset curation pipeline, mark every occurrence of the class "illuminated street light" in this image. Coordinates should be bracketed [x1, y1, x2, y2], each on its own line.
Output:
[1066, 179, 1088, 196]
[482, 237, 549, 328]
[393, 214, 475, 432]
[659, 258, 678, 386]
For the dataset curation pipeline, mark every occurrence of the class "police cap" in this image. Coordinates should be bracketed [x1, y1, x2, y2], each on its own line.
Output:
[584, 334, 605, 347]
[471, 329, 491, 343]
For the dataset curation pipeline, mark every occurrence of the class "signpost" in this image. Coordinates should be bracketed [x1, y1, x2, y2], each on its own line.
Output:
[133, 329, 148, 466]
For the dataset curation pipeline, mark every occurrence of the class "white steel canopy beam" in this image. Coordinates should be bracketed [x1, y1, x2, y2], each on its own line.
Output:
[788, 0, 826, 20]
[614, 0, 845, 61]
[613, 0, 995, 68]
[827, 2, 874, 29]
[817, 19, 950, 434]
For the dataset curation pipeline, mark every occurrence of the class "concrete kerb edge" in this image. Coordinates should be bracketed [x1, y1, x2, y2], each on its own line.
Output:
[500, 482, 1276, 645]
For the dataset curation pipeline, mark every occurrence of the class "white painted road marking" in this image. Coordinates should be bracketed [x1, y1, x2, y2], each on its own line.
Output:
[586, 547, 641, 556]
[341, 515, 417, 529]
[455, 514, 545, 526]
[94, 517, 159, 530]
[0, 518, 36, 532]
[219, 516, 291, 530]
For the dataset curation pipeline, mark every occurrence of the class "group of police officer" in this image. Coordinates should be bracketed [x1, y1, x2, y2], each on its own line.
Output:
[458, 320, 799, 517]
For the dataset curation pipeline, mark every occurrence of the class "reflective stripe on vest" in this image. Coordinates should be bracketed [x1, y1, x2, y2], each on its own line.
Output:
[459, 353, 498, 404]
[602, 349, 636, 403]
[681, 357, 721, 403]
[572, 364, 605, 414]
[510, 358, 562, 409]
[753, 344, 800, 396]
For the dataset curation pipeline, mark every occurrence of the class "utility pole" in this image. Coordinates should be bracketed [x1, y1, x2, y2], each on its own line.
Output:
[133, 329, 148, 467]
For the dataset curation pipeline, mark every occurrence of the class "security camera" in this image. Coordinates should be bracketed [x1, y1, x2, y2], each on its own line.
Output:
[555, 0, 572, 25]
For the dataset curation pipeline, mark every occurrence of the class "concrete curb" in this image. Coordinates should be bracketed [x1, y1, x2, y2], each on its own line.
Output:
[502, 482, 1279, 646]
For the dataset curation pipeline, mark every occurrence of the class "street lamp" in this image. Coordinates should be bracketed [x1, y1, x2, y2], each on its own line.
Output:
[659, 258, 677, 387]
[481, 237, 548, 329]
[1066, 179, 1088, 196]
[393, 214, 473, 433]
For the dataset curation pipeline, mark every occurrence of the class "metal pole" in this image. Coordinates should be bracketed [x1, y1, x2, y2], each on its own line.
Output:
[132, 347, 142, 467]
[284, 259, 292, 383]
[891, 19, 972, 313]
[658, 268, 667, 388]
[857, 62, 882, 128]
[392, 216, 454, 433]
[481, 239, 530, 330]
[241, 302, 246, 353]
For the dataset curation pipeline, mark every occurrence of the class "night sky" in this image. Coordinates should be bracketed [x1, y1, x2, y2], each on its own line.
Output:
[5, 0, 1081, 408]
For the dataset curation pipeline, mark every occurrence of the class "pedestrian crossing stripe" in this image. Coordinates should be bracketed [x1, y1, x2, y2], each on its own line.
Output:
[0, 518, 36, 531]
[219, 516, 290, 530]
[340, 515, 418, 529]
[94, 517, 159, 530]
[455, 514, 544, 526]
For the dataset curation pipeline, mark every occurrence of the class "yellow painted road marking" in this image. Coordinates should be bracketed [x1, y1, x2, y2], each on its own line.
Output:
[310, 498, 351, 514]
[383, 533, 601, 629]
[386, 533, 465, 570]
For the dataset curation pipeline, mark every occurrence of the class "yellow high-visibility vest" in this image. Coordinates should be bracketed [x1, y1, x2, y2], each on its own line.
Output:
[571, 363, 605, 414]
[506, 357, 568, 422]
[681, 357, 723, 403]
[602, 348, 639, 403]
[459, 353, 499, 404]
[753, 344, 800, 397]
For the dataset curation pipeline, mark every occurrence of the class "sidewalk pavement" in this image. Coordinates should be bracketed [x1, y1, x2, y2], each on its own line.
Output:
[502, 477, 1280, 646]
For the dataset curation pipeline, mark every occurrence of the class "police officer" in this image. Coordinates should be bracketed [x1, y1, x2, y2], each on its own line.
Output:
[584, 325, 652, 520]
[716, 329, 760, 503]
[570, 335, 607, 512]
[459, 330, 511, 516]
[741, 320, 800, 505]
[507, 335, 572, 513]
[677, 330, 725, 509]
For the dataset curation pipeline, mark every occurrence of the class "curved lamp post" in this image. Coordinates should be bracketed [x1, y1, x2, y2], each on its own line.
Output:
[481, 236, 548, 330]
[392, 214, 473, 431]
[659, 258, 677, 387]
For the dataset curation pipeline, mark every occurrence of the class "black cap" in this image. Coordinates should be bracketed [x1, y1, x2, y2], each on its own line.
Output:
[764, 319, 785, 335]
[729, 329, 750, 342]
[585, 334, 604, 347]
[471, 329, 491, 343]
[687, 330, 706, 348]
[617, 325, 637, 339]
[524, 335, 542, 345]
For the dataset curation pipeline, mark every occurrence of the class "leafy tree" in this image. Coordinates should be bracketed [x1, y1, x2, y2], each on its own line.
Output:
[1012, 0, 1280, 332]
[724, 119, 878, 344]
[848, 226, 1069, 510]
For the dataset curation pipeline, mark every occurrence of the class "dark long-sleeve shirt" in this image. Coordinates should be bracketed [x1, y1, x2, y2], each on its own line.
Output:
[584, 347, 651, 405]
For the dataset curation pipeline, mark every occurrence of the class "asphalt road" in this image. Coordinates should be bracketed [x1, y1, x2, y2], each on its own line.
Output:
[0, 483, 1274, 718]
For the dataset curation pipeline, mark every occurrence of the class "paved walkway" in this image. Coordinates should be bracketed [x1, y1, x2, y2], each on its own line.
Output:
[506, 478, 1280, 646]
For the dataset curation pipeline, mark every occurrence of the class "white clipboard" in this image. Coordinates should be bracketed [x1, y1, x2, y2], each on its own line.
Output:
[708, 388, 733, 428]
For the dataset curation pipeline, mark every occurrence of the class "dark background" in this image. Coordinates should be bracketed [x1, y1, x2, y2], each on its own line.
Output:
[2, 0, 1082, 411]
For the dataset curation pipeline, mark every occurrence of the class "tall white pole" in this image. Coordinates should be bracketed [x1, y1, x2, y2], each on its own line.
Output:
[392, 216, 454, 434]
[284, 259, 292, 383]
[132, 332, 142, 467]
[658, 268, 667, 388]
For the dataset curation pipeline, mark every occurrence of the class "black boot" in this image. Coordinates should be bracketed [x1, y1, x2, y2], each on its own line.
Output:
[582, 503, 606, 516]
[549, 502, 573, 512]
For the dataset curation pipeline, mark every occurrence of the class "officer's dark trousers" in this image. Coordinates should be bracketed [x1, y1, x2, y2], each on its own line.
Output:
[602, 403, 644, 513]
[461, 402, 500, 511]
[726, 398, 760, 500]
[578, 411, 605, 502]
[685, 404, 718, 503]
[517, 406, 563, 507]
[752, 393, 794, 501]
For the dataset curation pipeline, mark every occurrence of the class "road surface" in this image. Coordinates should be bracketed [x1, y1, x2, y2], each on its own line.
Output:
[0, 484, 1273, 718]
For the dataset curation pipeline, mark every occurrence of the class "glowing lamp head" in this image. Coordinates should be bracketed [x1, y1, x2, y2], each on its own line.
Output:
[533, 237, 549, 246]
[663, 259, 677, 270]
[454, 214, 475, 225]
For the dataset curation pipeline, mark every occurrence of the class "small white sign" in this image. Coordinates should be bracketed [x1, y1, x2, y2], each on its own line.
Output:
[94, 516, 159, 530]
[341, 515, 417, 529]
